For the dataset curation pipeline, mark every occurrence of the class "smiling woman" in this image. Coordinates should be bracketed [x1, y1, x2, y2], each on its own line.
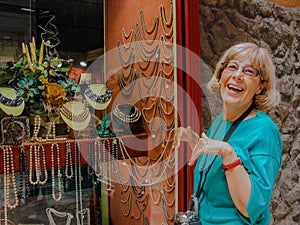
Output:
[208, 42, 280, 112]
[175, 42, 282, 225]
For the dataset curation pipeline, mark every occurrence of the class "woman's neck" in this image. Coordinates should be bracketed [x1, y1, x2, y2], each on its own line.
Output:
[223, 103, 254, 122]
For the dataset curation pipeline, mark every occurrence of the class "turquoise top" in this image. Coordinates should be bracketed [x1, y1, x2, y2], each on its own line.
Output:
[194, 111, 282, 225]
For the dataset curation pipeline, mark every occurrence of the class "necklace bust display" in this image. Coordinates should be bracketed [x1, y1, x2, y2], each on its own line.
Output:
[59, 101, 91, 131]
[0, 87, 25, 116]
[84, 84, 112, 110]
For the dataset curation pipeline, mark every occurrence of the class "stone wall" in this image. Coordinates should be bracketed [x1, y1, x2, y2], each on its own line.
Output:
[199, 0, 299, 224]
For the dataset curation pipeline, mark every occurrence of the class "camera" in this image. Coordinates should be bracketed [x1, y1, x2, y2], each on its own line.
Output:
[174, 195, 201, 225]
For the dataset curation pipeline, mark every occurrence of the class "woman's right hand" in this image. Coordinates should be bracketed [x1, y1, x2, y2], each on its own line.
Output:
[174, 126, 200, 150]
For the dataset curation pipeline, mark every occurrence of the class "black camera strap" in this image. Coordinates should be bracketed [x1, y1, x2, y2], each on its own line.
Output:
[190, 104, 254, 210]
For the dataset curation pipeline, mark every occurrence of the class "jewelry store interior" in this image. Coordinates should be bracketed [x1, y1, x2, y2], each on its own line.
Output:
[0, 0, 201, 224]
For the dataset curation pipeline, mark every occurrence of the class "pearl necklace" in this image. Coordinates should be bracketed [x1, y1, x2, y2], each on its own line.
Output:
[65, 141, 74, 179]
[29, 144, 40, 185]
[31, 115, 41, 141]
[112, 103, 141, 123]
[94, 139, 102, 177]
[2, 146, 19, 209]
[121, 28, 133, 50]
[74, 141, 85, 225]
[139, 10, 159, 44]
[38, 144, 48, 185]
[60, 104, 90, 122]
[28, 144, 48, 185]
[159, 4, 173, 38]
[46, 117, 56, 141]
[84, 85, 112, 103]
[51, 142, 62, 201]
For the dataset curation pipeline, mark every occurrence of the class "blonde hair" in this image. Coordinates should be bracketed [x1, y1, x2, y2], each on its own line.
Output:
[207, 42, 280, 111]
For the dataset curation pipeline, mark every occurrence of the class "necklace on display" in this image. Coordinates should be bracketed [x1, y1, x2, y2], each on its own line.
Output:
[29, 144, 40, 185]
[38, 144, 48, 185]
[74, 141, 84, 225]
[120, 192, 132, 217]
[46, 207, 73, 225]
[60, 104, 90, 122]
[51, 142, 62, 201]
[94, 139, 102, 177]
[2, 146, 19, 210]
[84, 85, 112, 103]
[117, 41, 135, 68]
[141, 100, 157, 124]
[118, 70, 139, 96]
[118, 129, 175, 186]
[121, 28, 133, 50]
[160, 35, 173, 64]
[159, 4, 173, 38]
[31, 115, 41, 141]
[18, 145, 30, 202]
[112, 103, 142, 124]
[0, 90, 23, 107]
[46, 117, 56, 141]
[65, 141, 74, 179]
[139, 10, 159, 45]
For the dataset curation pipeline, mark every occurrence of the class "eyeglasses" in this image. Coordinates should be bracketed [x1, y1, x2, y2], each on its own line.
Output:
[222, 61, 263, 81]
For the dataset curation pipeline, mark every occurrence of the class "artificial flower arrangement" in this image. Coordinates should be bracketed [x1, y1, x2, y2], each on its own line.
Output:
[0, 37, 80, 115]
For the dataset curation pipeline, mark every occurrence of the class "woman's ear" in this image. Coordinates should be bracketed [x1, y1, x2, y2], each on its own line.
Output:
[256, 84, 265, 95]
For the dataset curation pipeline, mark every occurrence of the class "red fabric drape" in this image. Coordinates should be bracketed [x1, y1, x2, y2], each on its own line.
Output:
[176, 0, 201, 211]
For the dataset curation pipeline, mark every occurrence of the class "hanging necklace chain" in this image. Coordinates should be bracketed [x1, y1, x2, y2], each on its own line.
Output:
[2, 146, 19, 209]
[19, 145, 30, 200]
[65, 141, 74, 179]
[51, 142, 62, 201]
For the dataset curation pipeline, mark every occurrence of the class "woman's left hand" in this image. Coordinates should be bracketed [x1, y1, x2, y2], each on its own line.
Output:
[188, 133, 228, 166]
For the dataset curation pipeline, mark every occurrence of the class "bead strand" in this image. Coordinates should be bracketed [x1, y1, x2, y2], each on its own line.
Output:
[29, 145, 40, 185]
[38, 144, 48, 185]
[51, 142, 62, 201]
[65, 141, 74, 179]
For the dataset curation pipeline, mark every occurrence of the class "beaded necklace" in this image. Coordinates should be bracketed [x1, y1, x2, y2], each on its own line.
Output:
[139, 10, 159, 44]
[159, 4, 173, 38]
[18, 145, 30, 202]
[2, 146, 19, 209]
[65, 141, 74, 179]
[0, 91, 23, 107]
[60, 104, 90, 122]
[51, 142, 62, 201]
[112, 103, 142, 124]
[121, 28, 133, 50]
[84, 85, 112, 104]
[117, 41, 135, 68]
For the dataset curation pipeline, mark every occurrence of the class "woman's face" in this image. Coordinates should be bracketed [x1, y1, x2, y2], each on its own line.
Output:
[219, 58, 264, 110]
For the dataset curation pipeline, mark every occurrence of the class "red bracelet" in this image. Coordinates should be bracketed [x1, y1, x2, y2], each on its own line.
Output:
[222, 157, 242, 171]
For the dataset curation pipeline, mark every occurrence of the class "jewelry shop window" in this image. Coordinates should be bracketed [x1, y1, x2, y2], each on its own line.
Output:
[0, 0, 184, 224]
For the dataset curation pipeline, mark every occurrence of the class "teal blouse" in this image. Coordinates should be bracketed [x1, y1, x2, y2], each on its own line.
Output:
[194, 111, 282, 225]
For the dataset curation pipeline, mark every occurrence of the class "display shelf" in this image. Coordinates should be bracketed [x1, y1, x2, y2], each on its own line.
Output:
[0, 133, 149, 174]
